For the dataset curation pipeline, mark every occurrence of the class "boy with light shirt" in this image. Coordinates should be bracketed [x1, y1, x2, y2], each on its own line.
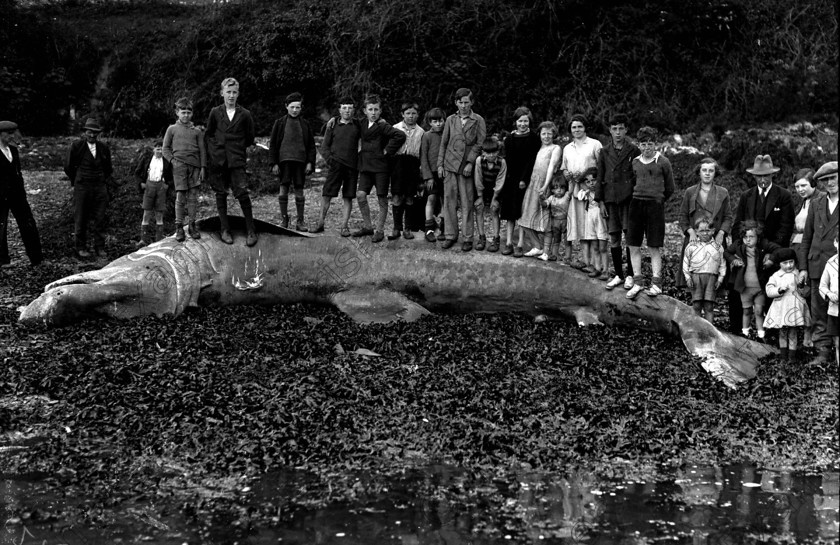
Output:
[204, 77, 257, 246]
[269, 92, 316, 231]
[134, 141, 172, 246]
[163, 97, 205, 242]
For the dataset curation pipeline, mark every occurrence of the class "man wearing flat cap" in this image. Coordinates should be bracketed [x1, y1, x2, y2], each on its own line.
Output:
[0, 120, 43, 268]
[797, 161, 839, 363]
[64, 118, 115, 259]
[727, 155, 795, 333]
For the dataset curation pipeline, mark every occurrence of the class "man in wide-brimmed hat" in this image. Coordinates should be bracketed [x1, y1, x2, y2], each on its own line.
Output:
[64, 117, 116, 259]
[797, 160, 839, 363]
[727, 154, 795, 334]
[0, 120, 43, 268]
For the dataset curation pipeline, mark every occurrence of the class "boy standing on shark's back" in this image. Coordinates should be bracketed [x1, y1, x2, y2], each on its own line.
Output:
[163, 97, 206, 242]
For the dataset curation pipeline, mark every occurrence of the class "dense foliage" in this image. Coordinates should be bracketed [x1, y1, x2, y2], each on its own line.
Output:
[2, 0, 837, 136]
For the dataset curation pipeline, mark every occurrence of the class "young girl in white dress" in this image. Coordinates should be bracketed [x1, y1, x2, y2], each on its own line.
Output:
[764, 248, 811, 362]
[516, 121, 562, 260]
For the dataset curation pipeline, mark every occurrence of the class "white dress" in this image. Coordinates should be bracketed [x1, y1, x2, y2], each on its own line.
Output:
[764, 270, 811, 328]
[561, 137, 602, 241]
[517, 144, 558, 233]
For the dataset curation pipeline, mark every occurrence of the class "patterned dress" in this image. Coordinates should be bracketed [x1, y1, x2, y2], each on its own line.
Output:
[764, 270, 811, 328]
[517, 144, 558, 233]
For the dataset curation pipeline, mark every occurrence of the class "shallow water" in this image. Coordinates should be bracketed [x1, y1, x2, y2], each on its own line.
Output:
[2, 464, 837, 544]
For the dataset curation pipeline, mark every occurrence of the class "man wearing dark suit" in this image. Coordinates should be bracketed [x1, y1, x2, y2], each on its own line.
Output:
[727, 155, 795, 334]
[0, 120, 42, 268]
[798, 161, 839, 363]
[64, 118, 115, 259]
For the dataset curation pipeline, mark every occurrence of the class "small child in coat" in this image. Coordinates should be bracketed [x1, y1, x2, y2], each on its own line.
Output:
[682, 216, 726, 322]
[764, 248, 811, 361]
[543, 178, 568, 262]
[578, 166, 609, 278]
[724, 220, 781, 340]
[818, 236, 838, 362]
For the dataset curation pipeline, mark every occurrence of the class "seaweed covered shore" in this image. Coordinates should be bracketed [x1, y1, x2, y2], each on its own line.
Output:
[1, 134, 838, 542]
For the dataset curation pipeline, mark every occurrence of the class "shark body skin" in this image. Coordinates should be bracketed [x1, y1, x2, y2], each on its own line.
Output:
[19, 218, 773, 387]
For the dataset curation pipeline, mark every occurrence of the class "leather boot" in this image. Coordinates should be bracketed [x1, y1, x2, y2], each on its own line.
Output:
[175, 222, 186, 242]
[295, 197, 308, 232]
[217, 196, 233, 244]
[155, 224, 165, 242]
[240, 197, 258, 247]
[136, 225, 151, 247]
[189, 219, 201, 239]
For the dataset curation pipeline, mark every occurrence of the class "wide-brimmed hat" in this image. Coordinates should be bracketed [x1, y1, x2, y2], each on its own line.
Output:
[0, 120, 18, 132]
[83, 118, 103, 132]
[814, 161, 838, 180]
[746, 155, 779, 175]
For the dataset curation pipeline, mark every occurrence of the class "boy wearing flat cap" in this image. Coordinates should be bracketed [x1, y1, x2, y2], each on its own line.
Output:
[64, 118, 115, 259]
[0, 120, 43, 268]
[797, 160, 839, 363]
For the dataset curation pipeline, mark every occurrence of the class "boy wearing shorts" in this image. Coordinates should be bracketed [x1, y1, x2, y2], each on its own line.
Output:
[269, 92, 316, 231]
[317, 97, 361, 236]
[626, 127, 674, 299]
[163, 97, 205, 242]
[134, 141, 172, 246]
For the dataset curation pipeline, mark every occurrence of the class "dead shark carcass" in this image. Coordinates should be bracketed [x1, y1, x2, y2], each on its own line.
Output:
[19, 217, 773, 386]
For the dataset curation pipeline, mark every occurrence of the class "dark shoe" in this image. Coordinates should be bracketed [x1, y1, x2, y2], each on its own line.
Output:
[425, 230, 436, 242]
[189, 220, 201, 239]
[475, 235, 486, 251]
[787, 349, 797, 362]
[571, 259, 588, 270]
[220, 230, 234, 244]
[295, 220, 309, 232]
[462, 241, 473, 252]
[587, 268, 601, 278]
[779, 347, 789, 361]
[441, 239, 456, 250]
[513, 246, 524, 258]
[437, 232, 447, 242]
[155, 225, 165, 242]
[372, 231, 385, 243]
[501, 243, 513, 256]
[487, 236, 499, 252]
[340, 227, 351, 237]
[280, 216, 290, 229]
[352, 227, 374, 237]
[311, 222, 325, 234]
[388, 230, 402, 241]
[246, 231, 258, 247]
[548, 254, 558, 261]
[136, 225, 151, 247]
[403, 230, 414, 240]
[175, 224, 186, 242]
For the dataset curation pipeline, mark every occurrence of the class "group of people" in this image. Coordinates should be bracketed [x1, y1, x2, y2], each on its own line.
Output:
[1, 78, 837, 363]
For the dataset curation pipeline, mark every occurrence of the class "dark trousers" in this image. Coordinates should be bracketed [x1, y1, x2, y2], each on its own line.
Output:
[810, 278, 831, 349]
[74, 181, 109, 251]
[0, 190, 42, 265]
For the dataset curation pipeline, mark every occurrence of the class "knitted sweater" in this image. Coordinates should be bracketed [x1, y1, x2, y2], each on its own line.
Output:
[683, 240, 726, 281]
[163, 121, 206, 168]
[632, 152, 674, 201]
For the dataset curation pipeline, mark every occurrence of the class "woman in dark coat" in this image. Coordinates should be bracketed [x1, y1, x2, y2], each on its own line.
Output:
[499, 107, 541, 255]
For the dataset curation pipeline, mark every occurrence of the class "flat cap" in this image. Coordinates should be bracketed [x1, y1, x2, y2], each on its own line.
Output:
[0, 121, 18, 132]
[814, 161, 838, 180]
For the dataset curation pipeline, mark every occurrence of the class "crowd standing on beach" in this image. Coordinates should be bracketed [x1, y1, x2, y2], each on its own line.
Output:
[0, 78, 837, 362]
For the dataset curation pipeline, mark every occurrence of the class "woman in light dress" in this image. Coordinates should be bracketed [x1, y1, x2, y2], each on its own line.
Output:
[560, 114, 602, 268]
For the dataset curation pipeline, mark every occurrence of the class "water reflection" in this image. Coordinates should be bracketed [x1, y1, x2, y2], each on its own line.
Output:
[251, 464, 839, 544]
[1, 465, 837, 544]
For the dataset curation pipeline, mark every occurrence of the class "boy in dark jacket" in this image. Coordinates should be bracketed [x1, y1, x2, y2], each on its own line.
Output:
[317, 97, 361, 236]
[269, 92, 316, 231]
[205, 77, 257, 246]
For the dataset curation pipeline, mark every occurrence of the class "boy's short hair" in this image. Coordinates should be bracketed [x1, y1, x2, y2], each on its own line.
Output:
[285, 92, 303, 105]
[637, 126, 658, 142]
[220, 77, 239, 89]
[153, 140, 163, 148]
[363, 94, 381, 107]
[174, 97, 193, 110]
[481, 137, 500, 153]
[740, 219, 764, 238]
[338, 96, 355, 107]
[537, 120, 559, 139]
[454, 88, 472, 101]
[694, 215, 712, 229]
[582, 166, 598, 180]
[608, 113, 629, 127]
[512, 106, 533, 127]
[400, 101, 420, 113]
[568, 114, 588, 132]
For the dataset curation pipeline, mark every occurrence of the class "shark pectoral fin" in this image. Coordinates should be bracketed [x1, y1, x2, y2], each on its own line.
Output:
[573, 307, 603, 327]
[330, 289, 431, 324]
